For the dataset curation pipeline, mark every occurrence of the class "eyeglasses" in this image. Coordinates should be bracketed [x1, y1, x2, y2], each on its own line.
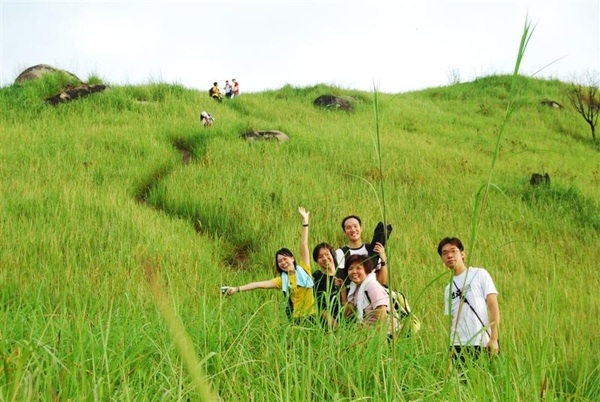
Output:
[441, 248, 461, 257]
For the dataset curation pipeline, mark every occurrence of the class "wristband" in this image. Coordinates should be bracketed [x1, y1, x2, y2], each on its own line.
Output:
[302, 223, 309, 227]
[380, 260, 387, 266]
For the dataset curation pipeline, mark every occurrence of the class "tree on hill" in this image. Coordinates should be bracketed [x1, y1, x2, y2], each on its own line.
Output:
[566, 73, 599, 143]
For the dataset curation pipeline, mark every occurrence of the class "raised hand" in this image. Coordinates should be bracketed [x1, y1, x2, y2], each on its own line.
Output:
[298, 206, 310, 225]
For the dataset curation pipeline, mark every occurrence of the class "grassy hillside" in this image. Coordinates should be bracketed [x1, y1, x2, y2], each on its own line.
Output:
[1, 70, 599, 401]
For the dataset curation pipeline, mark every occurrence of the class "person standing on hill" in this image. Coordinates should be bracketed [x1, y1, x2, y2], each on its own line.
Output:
[232, 78, 240, 98]
[223, 80, 233, 99]
[225, 207, 316, 323]
[437, 237, 500, 363]
[210, 82, 222, 102]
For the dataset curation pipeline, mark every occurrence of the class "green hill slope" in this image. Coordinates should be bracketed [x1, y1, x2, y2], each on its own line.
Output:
[1, 74, 598, 400]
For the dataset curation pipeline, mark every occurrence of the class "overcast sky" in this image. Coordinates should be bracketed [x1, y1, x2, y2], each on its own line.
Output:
[1, 1, 598, 93]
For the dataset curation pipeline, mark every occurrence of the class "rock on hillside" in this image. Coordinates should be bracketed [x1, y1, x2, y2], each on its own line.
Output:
[45, 83, 108, 106]
[13, 64, 107, 105]
[14, 64, 81, 84]
[243, 130, 289, 141]
[313, 95, 353, 111]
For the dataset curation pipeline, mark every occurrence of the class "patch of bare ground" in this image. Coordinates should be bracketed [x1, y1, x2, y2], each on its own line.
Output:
[173, 140, 192, 165]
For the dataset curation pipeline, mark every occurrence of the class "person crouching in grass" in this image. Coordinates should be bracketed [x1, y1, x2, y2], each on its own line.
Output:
[344, 254, 394, 330]
[225, 207, 316, 324]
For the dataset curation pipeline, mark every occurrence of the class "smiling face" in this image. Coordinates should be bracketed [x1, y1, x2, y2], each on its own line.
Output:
[316, 247, 335, 271]
[277, 254, 295, 272]
[274, 248, 296, 274]
[343, 217, 363, 244]
[348, 262, 368, 285]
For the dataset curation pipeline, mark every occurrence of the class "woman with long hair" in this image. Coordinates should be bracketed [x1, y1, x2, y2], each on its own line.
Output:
[225, 207, 316, 323]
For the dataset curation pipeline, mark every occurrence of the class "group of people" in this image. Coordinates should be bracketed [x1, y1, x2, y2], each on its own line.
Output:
[201, 79, 240, 126]
[210, 79, 239, 102]
[224, 207, 501, 363]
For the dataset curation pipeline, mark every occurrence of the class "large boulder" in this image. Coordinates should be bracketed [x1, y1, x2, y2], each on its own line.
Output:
[14, 64, 80, 84]
[45, 83, 108, 106]
[243, 130, 289, 142]
[313, 95, 353, 111]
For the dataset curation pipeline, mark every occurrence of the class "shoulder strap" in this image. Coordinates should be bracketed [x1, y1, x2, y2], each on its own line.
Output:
[453, 280, 490, 336]
[340, 246, 351, 267]
[364, 289, 372, 305]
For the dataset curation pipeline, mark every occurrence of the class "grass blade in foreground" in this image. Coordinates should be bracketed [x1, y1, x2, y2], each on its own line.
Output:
[142, 255, 219, 401]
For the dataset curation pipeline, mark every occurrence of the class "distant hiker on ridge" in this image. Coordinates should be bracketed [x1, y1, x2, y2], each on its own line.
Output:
[224, 80, 233, 99]
[210, 82, 222, 102]
[232, 78, 240, 98]
[200, 111, 214, 127]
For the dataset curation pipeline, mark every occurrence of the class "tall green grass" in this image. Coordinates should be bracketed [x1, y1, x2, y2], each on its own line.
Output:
[1, 38, 599, 400]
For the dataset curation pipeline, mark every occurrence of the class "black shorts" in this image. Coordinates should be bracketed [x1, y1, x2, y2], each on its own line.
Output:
[451, 345, 484, 363]
[451, 343, 500, 363]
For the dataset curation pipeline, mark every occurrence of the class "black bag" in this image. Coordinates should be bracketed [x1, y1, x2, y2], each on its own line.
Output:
[367, 221, 393, 255]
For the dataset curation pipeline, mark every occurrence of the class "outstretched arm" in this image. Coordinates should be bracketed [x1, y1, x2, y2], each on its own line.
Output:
[298, 207, 310, 267]
[226, 279, 278, 295]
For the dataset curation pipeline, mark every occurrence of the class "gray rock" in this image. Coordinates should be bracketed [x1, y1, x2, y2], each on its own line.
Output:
[243, 130, 289, 142]
[313, 95, 353, 111]
[45, 83, 108, 105]
[15, 64, 80, 84]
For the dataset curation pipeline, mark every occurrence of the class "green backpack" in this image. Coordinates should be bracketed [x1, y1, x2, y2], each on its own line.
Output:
[365, 287, 421, 336]
[388, 289, 421, 335]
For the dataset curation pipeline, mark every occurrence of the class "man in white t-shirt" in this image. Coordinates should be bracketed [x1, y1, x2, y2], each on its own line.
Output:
[437, 237, 500, 362]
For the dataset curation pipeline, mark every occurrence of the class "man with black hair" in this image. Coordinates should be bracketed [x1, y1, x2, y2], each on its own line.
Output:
[223, 80, 233, 99]
[335, 215, 391, 287]
[209, 82, 222, 102]
[437, 237, 500, 362]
